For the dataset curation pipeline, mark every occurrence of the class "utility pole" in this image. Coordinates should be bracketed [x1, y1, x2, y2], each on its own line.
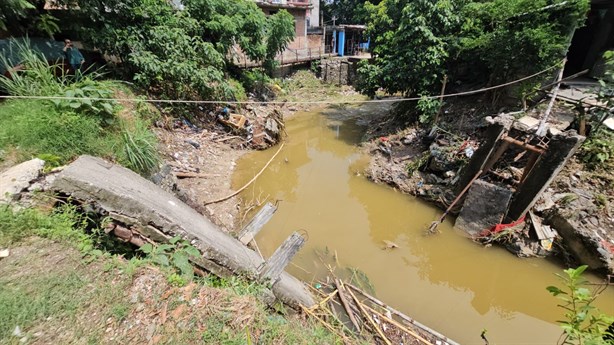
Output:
[332, 15, 337, 55]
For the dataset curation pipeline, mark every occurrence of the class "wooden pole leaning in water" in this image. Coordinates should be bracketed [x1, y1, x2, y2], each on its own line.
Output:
[204, 143, 285, 205]
[427, 169, 483, 234]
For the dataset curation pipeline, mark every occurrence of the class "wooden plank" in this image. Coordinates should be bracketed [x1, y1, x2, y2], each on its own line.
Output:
[529, 211, 555, 241]
[239, 202, 277, 245]
[259, 231, 306, 284]
[345, 284, 392, 345]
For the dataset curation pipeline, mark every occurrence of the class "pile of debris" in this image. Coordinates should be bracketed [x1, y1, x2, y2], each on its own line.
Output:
[366, 126, 478, 205]
[366, 103, 613, 274]
[214, 105, 284, 150]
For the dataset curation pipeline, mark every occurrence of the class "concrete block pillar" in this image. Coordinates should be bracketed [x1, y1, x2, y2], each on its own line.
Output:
[455, 115, 513, 195]
[506, 131, 585, 221]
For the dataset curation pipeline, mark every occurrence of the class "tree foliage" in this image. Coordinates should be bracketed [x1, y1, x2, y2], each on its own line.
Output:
[0, 0, 35, 31]
[360, 0, 461, 96]
[51, 0, 294, 100]
[357, 0, 589, 100]
[322, 0, 382, 25]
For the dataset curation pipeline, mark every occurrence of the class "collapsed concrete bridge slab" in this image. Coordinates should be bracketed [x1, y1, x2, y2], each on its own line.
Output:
[52, 155, 315, 309]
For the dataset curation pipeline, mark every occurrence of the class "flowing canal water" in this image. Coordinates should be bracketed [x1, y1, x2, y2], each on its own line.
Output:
[233, 106, 614, 344]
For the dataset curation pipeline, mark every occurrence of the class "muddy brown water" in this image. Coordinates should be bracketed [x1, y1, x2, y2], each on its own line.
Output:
[233, 106, 614, 344]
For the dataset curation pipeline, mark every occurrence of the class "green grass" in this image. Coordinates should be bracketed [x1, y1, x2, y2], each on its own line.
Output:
[0, 43, 160, 175]
[0, 100, 112, 163]
[0, 205, 89, 248]
[0, 271, 89, 339]
[115, 117, 160, 176]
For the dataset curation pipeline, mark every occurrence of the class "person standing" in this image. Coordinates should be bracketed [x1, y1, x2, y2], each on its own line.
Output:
[63, 39, 84, 74]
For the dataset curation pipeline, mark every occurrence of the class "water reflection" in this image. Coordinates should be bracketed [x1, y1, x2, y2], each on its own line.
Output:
[233, 109, 614, 344]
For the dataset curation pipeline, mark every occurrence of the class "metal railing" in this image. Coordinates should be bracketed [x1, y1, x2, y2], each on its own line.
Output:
[233, 46, 336, 68]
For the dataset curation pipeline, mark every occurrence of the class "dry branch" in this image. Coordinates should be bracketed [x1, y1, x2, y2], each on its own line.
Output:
[174, 172, 221, 179]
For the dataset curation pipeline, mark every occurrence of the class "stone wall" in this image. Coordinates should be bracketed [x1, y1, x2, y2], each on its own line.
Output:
[321, 58, 358, 85]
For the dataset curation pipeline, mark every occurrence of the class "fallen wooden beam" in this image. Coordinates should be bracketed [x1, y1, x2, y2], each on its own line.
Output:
[259, 231, 306, 284]
[239, 202, 277, 245]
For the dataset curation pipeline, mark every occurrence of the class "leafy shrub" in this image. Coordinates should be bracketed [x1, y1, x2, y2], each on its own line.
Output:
[240, 69, 273, 93]
[355, 60, 381, 98]
[547, 265, 614, 344]
[139, 236, 201, 286]
[1, 41, 117, 122]
[114, 118, 160, 176]
[0, 43, 65, 96]
[416, 95, 442, 124]
[53, 79, 116, 123]
[580, 129, 614, 170]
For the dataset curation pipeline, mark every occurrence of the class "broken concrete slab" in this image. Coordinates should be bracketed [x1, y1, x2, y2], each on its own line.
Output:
[547, 209, 613, 274]
[0, 158, 45, 203]
[455, 180, 513, 236]
[52, 155, 314, 308]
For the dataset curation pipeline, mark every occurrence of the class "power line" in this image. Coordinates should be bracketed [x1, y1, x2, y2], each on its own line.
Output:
[0, 60, 562, 105]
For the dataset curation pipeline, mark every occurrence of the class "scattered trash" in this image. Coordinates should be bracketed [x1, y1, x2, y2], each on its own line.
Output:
[184, 139, 200, 149]
[13, 325, 22, 337]
[0, 249, 9, 258]
[464, 146, 474, 158]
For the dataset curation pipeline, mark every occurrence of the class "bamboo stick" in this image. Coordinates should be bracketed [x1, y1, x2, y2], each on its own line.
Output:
[301, 305, 347, 341]
[334, 279, 362, 332]
[308, 290, 339, 312]
[362, 303, 433, 345]
[345, 283, 459, 345]
[174, 172, 221, 179]
[345, 283, 392, 345]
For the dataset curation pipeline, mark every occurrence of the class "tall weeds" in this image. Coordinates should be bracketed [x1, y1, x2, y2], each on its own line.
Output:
[115, 118, 160, 176]
[0, 40, 66, 96]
